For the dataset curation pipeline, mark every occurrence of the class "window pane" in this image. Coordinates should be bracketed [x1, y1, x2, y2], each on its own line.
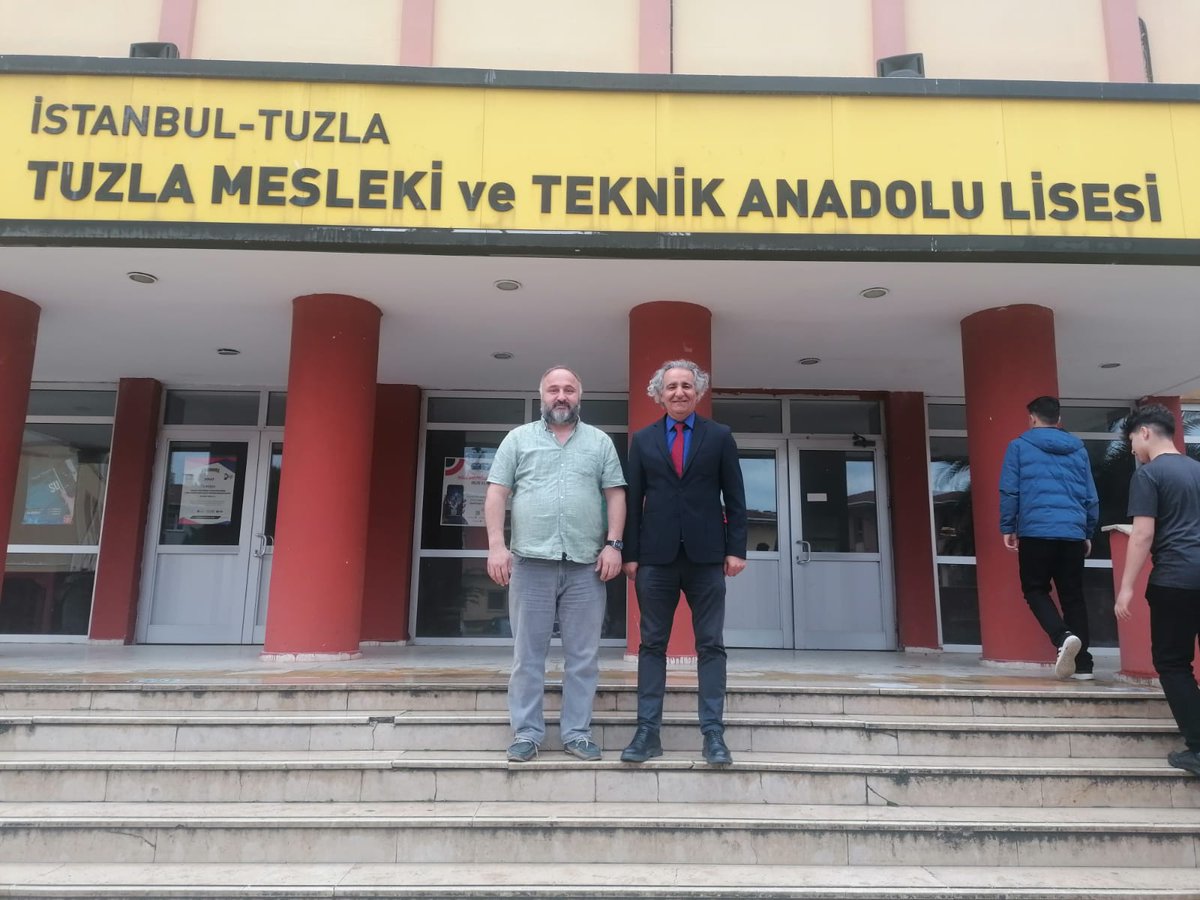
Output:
[581, 400, 628, 427]
[798, 450, 877, 553]
[938, 563, 980, 645]
[26, 390, 116, 417]
[164, 391, 259, 426]
[712, 399, 783, 433]
[927, 403, 966, 431]
[929, 436, 973, 557]
[263, 443, 283, 539]
[739, 449, 778, 552]
[1084, 566, 1118, 648]
[415, 556, 625, 640]
[158, 442, 250, 546]
[427, 397, 525, 424]
[1, 553, 95, 635]
[1059, 406, 1131, 435]
[8, 424, 112, 546]
[421, 432, 506, 551]
[1184, 411, 1200, 441]
[266, 392, 287, 427]
[790, 400, 881, 435]
[1086, 438, 1135, 560]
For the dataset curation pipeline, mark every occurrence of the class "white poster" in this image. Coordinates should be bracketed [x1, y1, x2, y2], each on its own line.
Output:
[179, 456, 237, 526]
[441, 447, 494, 527]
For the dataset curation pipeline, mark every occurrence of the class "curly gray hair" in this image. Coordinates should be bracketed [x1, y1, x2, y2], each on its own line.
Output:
[646, 359, 710, 400]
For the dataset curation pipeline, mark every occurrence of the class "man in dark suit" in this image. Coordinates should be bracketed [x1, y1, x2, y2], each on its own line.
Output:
[620, 359, 747, 766]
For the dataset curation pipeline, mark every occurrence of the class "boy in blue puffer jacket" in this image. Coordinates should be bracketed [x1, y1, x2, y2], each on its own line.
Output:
[999, 396, 1100, 679]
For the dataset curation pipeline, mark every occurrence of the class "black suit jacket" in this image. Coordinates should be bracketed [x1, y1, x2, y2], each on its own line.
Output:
[623, 414, 748, 565]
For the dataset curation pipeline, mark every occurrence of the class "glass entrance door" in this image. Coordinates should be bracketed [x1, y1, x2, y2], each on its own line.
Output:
[723, 441, 791, 648]
[788, 440, 896, 650]
[139, 429, 282, 643]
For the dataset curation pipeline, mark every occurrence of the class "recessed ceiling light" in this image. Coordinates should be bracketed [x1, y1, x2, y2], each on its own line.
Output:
[859, 287, 889, 299]
[1099, 362, 1121, 369]
[797, 357, 821, 366]
[494, 279, 522, 291]
[216, 347, 241, 356]
[127, 271, 157, 284]
[492, 351, 514, 360]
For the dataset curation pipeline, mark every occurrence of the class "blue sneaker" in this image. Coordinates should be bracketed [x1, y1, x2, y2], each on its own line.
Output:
[506, 738, 538, 762]
[563, 737, 602, 761]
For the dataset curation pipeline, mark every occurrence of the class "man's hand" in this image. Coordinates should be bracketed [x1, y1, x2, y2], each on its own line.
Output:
[596, 545, 623, 582]
[1114, 586, 1135, 621]
[623, 562, 639, 580]
[1003, 534, 1019, 551]
[724, 556, 747, 577]
[1084, 539, 1092, 558]
[486, 546, 513, 586]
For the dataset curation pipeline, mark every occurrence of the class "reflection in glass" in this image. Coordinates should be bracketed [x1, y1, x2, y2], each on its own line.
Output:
[1085, 438, 1134, 560]
[929, 436, 973, 557]
[158, 442, 249, 546]
[266, 393, 287, 427]
[1083, 566, 1118, 648]
[738, 450, 778, 552]
[26, 390, 116, 417]
[797, 450, 877, 553]
[263, 444, 283, 538]
[1059, 406, 1131, 435]
[713, 399, 783, 434]
[427, 397, 526, 425]
[8, 425, 111, 546]
[938, 563, 980, 645]
[927, 404, 966, 431]
[790, 400, 881, 435]
[1, 553, 96, 635]
[164, 391, 259, 426]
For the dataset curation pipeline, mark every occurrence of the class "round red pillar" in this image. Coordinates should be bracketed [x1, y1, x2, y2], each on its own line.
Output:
[627, 301, 713, 659]
[263, 294, 381, 658]
[961, 304, 1059, 664]
[0, 292, 40, 575]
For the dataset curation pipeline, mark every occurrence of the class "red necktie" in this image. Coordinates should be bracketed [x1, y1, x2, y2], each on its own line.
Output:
[671, 421, 686, 477]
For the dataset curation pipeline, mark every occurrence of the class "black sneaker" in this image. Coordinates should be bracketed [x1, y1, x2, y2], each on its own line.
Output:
[1168, 749, 1200, 777]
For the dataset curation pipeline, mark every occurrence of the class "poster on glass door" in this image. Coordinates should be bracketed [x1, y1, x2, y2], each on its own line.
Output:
[442, 448, 494, 527]
[179, 456, 237, 526]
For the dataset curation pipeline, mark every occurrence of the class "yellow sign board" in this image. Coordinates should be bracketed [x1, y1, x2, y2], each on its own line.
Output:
[1, 72, 1197, 240]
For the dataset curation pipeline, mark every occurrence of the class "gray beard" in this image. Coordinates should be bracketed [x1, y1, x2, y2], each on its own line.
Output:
[542, 402, 580, 426]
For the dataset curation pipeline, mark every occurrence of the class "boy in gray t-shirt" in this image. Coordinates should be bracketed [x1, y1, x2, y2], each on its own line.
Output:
[1116, 405, 1200, 778]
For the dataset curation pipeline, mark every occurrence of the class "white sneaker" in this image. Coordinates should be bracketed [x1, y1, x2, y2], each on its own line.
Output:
[1071, 672, 1095, 681]
[1055, 634, 1082, 678]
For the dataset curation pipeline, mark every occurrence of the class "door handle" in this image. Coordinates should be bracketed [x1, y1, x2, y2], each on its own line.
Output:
[794, 539, 812, 564]
[252, 533, 267, 559]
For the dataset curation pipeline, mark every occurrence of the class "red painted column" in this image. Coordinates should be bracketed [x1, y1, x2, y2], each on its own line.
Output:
[638, 0, 672, 74]
[90, 378, 163, 642]
[1101, 0, 1148, 83]
[884, 391, 940, 649]
[399, 0, 435, 66]
[961, 304, 1059, 664]
[871, 0, 908, 62]
[157, 0, 197, 57]
[0, 292, 40, 585]
[627, 301, 713, 659]
[263, 294, 381, 658]
[360, 383, 421, 643]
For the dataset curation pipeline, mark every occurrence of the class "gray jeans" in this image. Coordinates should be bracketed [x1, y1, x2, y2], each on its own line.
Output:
[508, 554, 606, 746]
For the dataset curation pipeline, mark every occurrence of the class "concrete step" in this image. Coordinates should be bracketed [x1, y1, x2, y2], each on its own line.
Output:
[0, 683, 1172, 719]
[0, 801, 1196, 868]
[0, 709, 1179, 758]
[1, 750, 1196, 807]
[4, 861, 1200, 898]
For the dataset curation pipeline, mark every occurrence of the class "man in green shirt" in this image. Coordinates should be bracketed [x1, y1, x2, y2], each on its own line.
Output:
[485, 366, 627, 762]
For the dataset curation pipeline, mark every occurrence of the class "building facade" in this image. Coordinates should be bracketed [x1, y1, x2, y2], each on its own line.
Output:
[2, 0, 1199, 665]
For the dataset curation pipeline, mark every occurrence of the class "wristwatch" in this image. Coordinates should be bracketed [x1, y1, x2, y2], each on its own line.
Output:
[605, 539, 624, 550]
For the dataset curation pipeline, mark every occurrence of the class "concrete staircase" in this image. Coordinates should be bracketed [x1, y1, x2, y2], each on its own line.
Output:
[1, 679, 1198, 898]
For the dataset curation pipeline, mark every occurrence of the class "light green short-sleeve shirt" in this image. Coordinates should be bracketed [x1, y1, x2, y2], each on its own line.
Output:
[488, 420, 626, 564]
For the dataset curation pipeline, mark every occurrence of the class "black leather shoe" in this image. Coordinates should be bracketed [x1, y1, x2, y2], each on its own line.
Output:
[620, 725, 663, 763]
[703, 731, 732, 766]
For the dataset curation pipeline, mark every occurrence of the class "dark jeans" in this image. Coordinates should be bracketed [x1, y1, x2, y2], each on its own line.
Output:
[1146, 583, 1200, 753]
[1017, 537, 1094, 673]
[634, 556, 727, 734]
